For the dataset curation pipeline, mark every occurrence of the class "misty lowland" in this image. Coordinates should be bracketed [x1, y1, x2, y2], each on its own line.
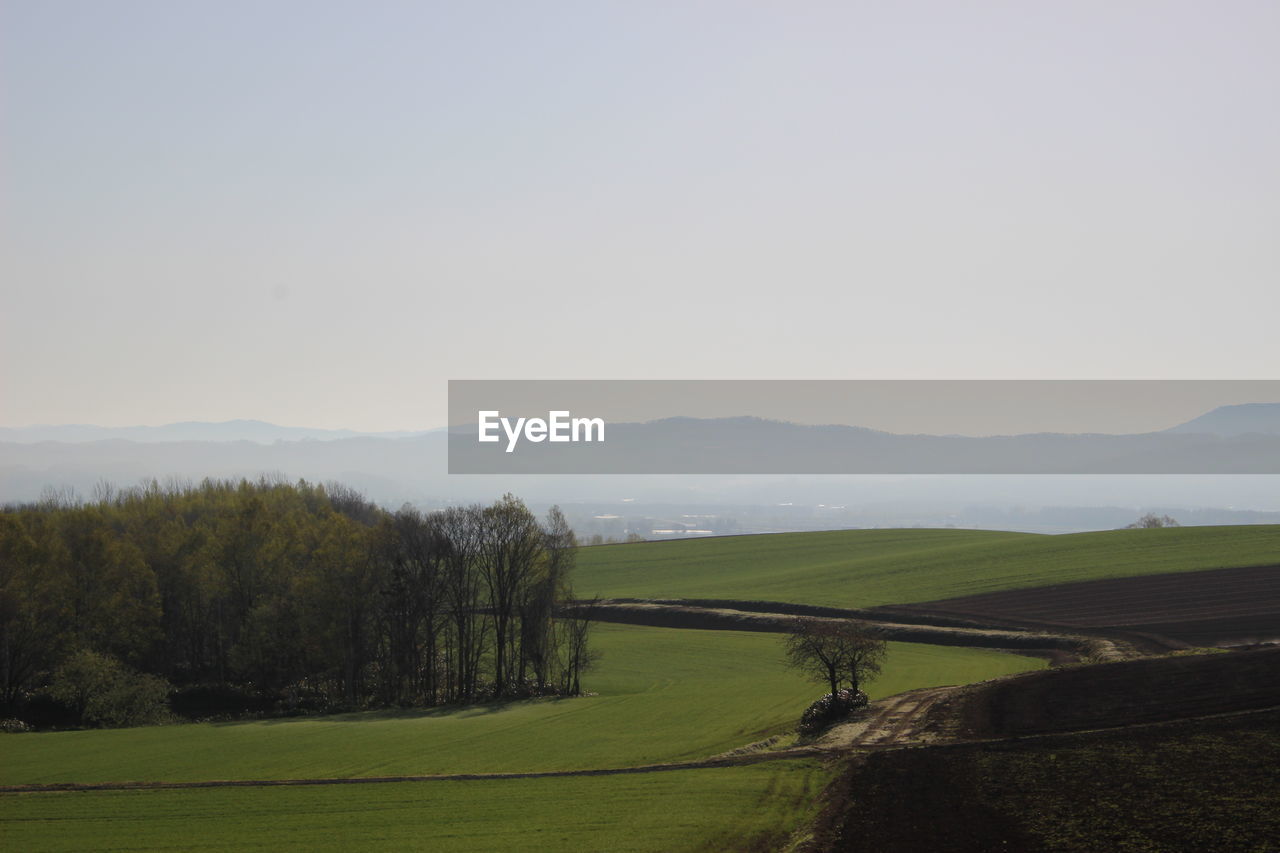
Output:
[2, 469, 1279, 851]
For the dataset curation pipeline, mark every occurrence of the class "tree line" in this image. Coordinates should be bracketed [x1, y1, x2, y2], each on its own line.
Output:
[0, 478, 597, 726]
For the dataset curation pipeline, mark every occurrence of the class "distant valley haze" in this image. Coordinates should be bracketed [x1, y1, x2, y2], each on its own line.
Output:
[4, 404, 1279, 532]
[0, 419, 433, 444]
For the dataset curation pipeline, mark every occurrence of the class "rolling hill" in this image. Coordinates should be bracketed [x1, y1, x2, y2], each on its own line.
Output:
[574, 525, 1280, 608]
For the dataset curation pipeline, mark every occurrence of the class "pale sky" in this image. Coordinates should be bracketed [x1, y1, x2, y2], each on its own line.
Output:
[3, 1, 1278, 431]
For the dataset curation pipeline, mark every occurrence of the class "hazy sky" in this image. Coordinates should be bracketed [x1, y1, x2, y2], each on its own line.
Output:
[4, 1, 1278, 431]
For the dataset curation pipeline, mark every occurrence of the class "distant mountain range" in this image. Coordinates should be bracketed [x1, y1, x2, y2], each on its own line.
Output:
[448, 409, 1280, 475]
[3, 403, 1275, 445]
[0, 420, 431, 444]
[2, 404, 1279, 506]
[1165, 402, 1280, 436]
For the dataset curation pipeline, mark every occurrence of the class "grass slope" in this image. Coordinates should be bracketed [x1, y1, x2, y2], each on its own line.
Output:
[0, 626, 1041, 786]
[0, 760, 831, 853]
[574, 525, 1280, 608]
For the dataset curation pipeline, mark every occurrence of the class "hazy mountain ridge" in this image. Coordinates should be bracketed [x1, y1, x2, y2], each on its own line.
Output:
[1164, 402, 1280, 436]
[5, 428, 1279, 531]
[451, 413, 1280, 474]
[0, 420, 432, 444]
[4, 407, 1280, 525]
[5, 401, 1276, 446]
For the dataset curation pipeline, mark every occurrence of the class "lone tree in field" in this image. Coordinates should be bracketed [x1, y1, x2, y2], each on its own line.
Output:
[1126, 513, 1180, 529]
[784, 618, 886, 700]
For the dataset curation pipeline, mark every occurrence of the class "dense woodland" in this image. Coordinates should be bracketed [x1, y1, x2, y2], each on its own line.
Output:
[0, 479, 596, 726]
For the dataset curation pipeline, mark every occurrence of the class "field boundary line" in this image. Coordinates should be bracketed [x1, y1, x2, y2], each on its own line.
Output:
[853, 701, 1280, 753]
[7, 703, 1277, 795]
[0, 748, 828, 795]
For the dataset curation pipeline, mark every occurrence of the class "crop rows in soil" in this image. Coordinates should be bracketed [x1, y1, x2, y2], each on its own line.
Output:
[893, 564, 1280, 645]
[951, 646, 1280, 738]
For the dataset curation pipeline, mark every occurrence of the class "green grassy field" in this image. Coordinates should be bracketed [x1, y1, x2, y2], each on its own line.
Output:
[0, 760, 831, 852]
[0, 624, 1040, 786]
[17, 522, 1242, 851]
[574, 525, 1280, 608]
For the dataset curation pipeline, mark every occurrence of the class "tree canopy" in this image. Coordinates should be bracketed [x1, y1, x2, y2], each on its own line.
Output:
[0, 479, 596, 726]
[784, 618, 886, 700]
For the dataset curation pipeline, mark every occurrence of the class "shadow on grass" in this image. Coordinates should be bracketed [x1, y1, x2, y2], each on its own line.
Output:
[208, 695, 584, 727]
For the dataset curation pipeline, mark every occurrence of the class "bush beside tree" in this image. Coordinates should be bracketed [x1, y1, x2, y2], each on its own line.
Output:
[48, 649, 171, 727]
[784, 617, 886, 732]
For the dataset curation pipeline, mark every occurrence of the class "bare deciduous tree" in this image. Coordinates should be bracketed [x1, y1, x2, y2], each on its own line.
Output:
[561, 595, 600, 696]
[1126, 513, 1180, 529]
[784, 618, 886, 699]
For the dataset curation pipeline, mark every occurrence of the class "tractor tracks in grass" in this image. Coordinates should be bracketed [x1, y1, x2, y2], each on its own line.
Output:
[0, 686, 1000, 796]
[0, 689, 952, 796]
[11, 646, 1276, 796]
[0, 749, 829, 795]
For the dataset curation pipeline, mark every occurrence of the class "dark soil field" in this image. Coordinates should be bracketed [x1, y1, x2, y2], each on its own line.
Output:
[808, 708, 1280, 853]
[894, 564, 1280, 646]
[803, 640, 1280, 852]
[946, 646, 1280, 738]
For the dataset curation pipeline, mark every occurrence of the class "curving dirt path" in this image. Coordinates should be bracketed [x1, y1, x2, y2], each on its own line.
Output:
[0, 688, 964, 795]
[569, 599, 1159, 660]
[0, 694, 942, 795]
[8, 690, 1277, 796]
[9, 626, 1269, 797]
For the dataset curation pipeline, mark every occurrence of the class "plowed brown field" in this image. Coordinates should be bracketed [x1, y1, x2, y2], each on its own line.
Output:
[949, 646, 1280, 738]
[894, 564, 1280, 646]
